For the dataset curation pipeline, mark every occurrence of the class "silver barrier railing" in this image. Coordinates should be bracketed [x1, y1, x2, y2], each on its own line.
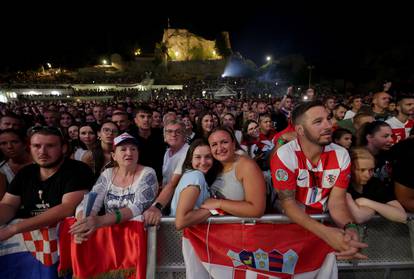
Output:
[147, 214, 414, 279]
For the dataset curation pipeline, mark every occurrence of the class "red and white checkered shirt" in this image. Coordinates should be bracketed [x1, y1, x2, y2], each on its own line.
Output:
[271, 139, 351, 214]
[386, 117, 414, 144]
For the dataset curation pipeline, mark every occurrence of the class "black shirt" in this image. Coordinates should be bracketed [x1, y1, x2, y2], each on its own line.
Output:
[130, 127, 166, 183]
[392, 138, 414, 189]
[7, 159, 95, 218]
[271, 111, 288, 132]
[348, 177, 395, 204]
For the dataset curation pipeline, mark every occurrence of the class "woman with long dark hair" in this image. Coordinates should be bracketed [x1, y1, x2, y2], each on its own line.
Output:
[202, 126, 266, 217]
[192, 111, 214, 141]
[171, 138, 222, 229]
[82, 121, 119, 177]
[240, 119, 260, 158]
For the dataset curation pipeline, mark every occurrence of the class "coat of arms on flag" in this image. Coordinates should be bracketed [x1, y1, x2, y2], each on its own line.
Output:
[183, 222, 338, 279]
[227, 248, 298, 274]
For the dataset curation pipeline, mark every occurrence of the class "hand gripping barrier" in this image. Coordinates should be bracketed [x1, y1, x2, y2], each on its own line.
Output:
[145, 214, 414, 279]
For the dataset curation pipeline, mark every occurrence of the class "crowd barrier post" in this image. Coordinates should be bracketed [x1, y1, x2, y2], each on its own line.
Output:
[146, 225, 157, 279]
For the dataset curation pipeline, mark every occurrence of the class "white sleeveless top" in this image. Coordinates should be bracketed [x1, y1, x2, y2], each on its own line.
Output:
[0, 161, 15, 183]
[210, 158, 245, 201]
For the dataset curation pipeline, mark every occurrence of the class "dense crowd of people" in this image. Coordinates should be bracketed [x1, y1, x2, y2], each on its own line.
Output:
[0, 80, 413, 276]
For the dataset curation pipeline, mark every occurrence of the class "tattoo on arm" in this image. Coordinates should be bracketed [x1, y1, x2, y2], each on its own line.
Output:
[277, 189, 296, 201]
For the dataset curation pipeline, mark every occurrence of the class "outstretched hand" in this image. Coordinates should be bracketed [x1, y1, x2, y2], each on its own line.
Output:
[69, 216, 100, 244]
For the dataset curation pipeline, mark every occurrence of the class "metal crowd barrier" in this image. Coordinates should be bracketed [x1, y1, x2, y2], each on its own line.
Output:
[146, 214, 414, 279]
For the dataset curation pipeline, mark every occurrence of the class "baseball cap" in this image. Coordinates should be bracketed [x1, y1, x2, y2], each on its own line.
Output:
[113, 132, 139, 148]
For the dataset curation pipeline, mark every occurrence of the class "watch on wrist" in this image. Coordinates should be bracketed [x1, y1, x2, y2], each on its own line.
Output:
[152, 202, 163, 212]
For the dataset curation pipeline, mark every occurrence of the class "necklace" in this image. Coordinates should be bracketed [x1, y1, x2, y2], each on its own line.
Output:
[38, 190, 45, 205]
[111, 167, 138, 189]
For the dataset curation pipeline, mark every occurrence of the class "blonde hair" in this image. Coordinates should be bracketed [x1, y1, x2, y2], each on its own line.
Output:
[350, 147, 374, 162]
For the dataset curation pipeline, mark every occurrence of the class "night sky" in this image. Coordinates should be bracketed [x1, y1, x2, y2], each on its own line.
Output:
[2, 1, 413, 82]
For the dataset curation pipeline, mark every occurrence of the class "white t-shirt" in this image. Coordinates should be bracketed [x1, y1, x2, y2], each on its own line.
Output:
[74, 148, 87, 161]
[235, 130, 242, 144]
[0, 161, 15, 183]
[344, 110, 356, 120]
[162, 143, 189, 186]
[170, 170, 210, 216]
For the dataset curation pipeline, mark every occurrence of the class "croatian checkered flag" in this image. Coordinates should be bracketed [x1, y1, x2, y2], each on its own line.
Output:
[22, 226, 59, 266]
[182, 223, 338, 279]
[0, 220, 60, 278]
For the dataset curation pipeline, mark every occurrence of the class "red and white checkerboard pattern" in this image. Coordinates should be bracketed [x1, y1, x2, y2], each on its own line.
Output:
[271, 139, 351, 214]
[386, 117, 414, 144]
[22, 226, 58, 266]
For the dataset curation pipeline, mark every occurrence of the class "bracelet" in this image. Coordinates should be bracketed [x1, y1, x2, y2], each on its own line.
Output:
[344, 222, 358, 231]
[114, 209, 122, 224]
[277, 138, 286, 146]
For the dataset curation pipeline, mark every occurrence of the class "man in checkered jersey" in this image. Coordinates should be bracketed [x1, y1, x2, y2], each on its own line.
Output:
[271, 101, 367, 260]
[385, 94, 414, 144]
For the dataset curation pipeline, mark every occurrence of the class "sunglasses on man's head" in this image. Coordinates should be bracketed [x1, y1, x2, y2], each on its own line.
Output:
[28, 126, 64, 138]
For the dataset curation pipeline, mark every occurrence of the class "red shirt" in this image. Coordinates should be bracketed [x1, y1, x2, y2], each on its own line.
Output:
[270, 139, 351, 214]
[257, 129, 276, 152]
[386, 117, 414, 144]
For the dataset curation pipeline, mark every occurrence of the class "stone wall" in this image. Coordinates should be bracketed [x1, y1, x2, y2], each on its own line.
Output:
[162, 29, 222, 61]
[166, 60, 226, 79]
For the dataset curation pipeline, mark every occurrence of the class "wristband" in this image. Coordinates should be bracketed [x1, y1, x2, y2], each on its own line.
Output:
[277, 138, 286, 146]
[114, 208, 122, 224]
[344, 222, 358, 231]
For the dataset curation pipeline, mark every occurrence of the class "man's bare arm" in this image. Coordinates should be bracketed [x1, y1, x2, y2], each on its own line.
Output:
[11, 190, 86, 234]
[0, 193, 20, 225]
[328, 187, 355, 228]
[277, 188, 365, 255]
[155, 174, 182, 206]
[278, 189, 328, 238]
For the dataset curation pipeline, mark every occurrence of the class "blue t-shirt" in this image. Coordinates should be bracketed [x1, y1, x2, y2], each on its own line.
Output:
[170, 170, 210, 216]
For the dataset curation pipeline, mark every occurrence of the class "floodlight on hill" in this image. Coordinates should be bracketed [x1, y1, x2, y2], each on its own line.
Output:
[134, 48, 142, 56]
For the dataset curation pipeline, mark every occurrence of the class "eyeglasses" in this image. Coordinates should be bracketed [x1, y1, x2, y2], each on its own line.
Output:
[28, 126, 64, 138]
[165, 129, 183, 136]
[102, 127, 119, 135]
